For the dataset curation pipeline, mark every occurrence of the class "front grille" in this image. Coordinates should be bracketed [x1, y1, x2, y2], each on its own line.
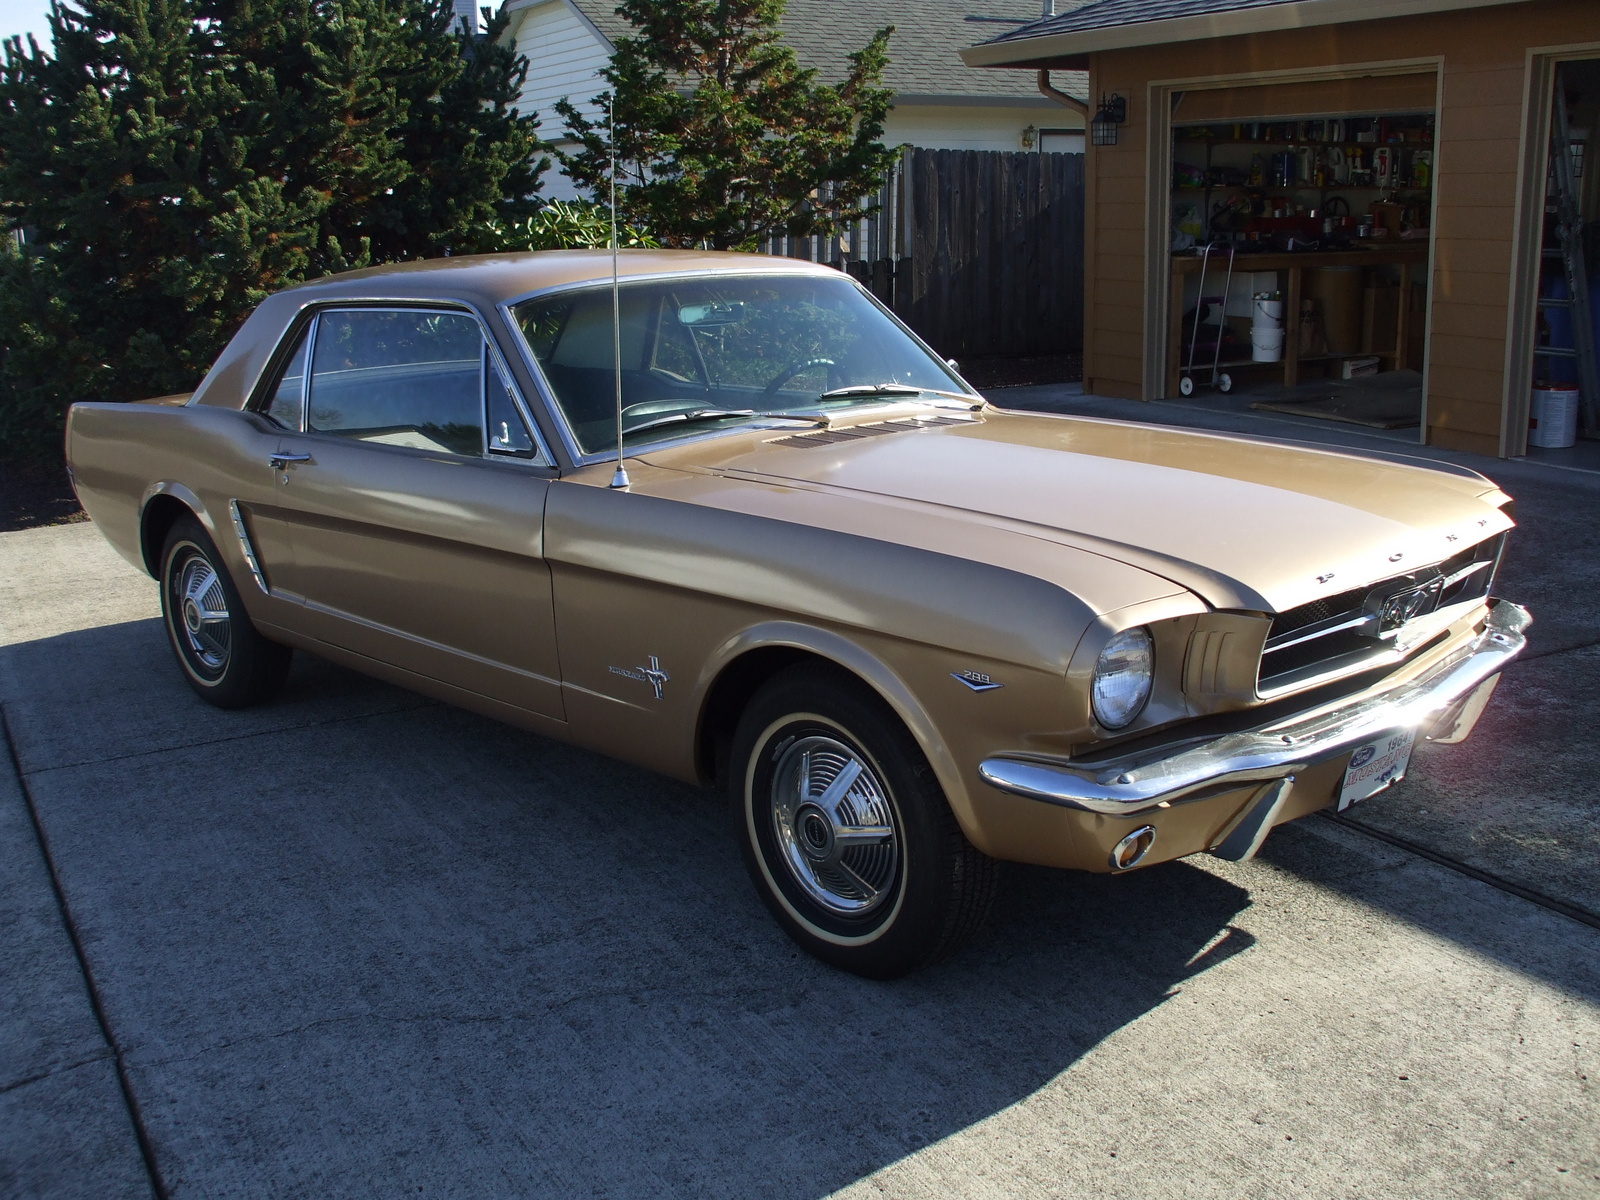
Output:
[1257, 531, 1504, 696]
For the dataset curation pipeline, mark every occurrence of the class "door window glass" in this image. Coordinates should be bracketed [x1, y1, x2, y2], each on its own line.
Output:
[308, 310, 484, 455]
[263, 326, 310, 430]
[486, 350, 538, 457]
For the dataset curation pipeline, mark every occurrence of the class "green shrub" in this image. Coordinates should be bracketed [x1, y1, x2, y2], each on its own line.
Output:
[0, 0, 544, 458]
[489, 201, 659, 252]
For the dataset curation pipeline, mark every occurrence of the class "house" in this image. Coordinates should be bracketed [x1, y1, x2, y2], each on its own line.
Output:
[961, 0, 1600, 458]
[498, 0, 1092, 200]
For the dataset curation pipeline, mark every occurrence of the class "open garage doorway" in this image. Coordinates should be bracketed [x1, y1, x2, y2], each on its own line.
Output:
[1161, 73, 1439, 441]
[1518, 58, 1600, 466]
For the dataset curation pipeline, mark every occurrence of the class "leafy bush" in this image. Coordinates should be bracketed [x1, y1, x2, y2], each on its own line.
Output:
[490, 201, 659, 252]
[0, 0, 544, 459]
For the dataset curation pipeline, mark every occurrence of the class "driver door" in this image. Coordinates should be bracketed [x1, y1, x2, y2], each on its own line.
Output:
[265, 306, 565, 721]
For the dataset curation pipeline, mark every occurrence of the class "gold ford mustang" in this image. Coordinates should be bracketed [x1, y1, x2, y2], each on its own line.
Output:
[66, 250, 1529, 977]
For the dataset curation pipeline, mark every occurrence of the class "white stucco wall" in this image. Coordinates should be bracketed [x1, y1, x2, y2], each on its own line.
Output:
[882, 104, 1082, 153]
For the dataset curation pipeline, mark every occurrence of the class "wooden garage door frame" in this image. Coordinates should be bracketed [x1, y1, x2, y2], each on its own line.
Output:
[1143, 58, 1443, 445]
[1505, 42, 1600, 458]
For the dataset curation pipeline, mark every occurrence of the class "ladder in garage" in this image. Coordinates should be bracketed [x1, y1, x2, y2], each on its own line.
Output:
[1536, 65, 1600, 437]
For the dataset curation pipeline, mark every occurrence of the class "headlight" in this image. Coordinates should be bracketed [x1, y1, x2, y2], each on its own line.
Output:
[1092, 627, 1154, 729]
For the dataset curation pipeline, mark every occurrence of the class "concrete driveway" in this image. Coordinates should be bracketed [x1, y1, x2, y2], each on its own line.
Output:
[3, 499, 1599, 1197]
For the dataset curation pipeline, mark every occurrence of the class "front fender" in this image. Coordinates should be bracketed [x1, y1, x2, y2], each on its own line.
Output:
[692, 619, 977, 835]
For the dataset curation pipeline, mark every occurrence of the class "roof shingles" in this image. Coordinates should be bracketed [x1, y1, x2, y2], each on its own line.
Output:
[985, 0, 1304, 44]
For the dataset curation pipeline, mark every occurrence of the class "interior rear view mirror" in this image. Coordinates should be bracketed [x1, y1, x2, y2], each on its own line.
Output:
[677, 301, 745, 327]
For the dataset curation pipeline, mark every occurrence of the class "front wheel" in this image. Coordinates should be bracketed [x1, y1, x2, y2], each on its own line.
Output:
[730, 665, 996, 978]
[159, 516, 291, 709]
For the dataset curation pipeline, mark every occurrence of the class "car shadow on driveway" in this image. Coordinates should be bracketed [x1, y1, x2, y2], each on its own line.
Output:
[5, 620, 1275, 1199]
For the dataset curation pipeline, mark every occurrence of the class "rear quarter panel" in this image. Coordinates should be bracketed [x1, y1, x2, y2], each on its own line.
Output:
[65, 401, 292, 621]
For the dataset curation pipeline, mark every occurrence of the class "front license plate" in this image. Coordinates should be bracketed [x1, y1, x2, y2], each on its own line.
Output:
[1338, 730, 1416, 811]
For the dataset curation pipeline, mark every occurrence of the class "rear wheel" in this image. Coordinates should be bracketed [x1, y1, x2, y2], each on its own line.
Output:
[730, 664, 996, 978]
[159, 516, 291, 708]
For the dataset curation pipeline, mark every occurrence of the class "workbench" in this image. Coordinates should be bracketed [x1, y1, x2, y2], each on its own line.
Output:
[1167, 245, 1429, 397]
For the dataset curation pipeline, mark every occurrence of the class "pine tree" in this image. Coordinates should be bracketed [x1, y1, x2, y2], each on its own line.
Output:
[555, 0, 895, 252]
[0, 0, 544, 456]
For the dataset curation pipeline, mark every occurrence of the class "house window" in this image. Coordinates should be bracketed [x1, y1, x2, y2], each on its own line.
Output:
[1040, 129, 1085, 154]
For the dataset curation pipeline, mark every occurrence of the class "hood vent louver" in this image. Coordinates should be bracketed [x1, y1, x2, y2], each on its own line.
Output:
[768, 415, 975, 448]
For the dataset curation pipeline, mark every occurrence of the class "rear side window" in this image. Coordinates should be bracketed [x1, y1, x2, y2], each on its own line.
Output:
[263, 326, 310, 430]
[308, 310, 484, 456]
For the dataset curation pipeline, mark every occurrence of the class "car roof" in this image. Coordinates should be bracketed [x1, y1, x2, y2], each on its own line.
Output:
[190, 250, 847, 413]
[278, 249, 841, 307]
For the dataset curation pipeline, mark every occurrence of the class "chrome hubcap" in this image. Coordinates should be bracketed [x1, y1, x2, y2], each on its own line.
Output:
[770, 735, 898, 917]
[173, 551, 231, 673]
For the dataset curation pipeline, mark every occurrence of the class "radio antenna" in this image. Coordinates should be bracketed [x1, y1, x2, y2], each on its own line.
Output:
[608, 89, 629, 490]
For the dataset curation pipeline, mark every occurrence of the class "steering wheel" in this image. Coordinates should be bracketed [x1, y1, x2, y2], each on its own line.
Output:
[762, 357, 836, 397]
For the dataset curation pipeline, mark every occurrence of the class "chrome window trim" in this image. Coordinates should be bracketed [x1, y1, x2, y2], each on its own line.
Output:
[498, 269, 980, 470]
[274, 301, 555, 469]
[246, 314, 315, 432]
[495, 263, 844, 312]
[299, 312, 317, 431]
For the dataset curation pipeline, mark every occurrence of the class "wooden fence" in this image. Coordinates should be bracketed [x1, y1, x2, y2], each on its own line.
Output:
[760, 148, 1084, 360]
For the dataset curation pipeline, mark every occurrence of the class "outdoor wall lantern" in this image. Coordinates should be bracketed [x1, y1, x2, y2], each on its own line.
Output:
[1091, 93, 1127, 147]
[1021, 124, 1038, 150]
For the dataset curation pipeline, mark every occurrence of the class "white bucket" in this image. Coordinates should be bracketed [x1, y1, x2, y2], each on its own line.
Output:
[1251, 326, 1285, 362]
[1253, 297, 1284, 330]
[1529, 384, 1579, 449]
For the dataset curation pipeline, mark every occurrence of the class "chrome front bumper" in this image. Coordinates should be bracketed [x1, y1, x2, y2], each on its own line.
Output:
[979, 600, 1530, 816]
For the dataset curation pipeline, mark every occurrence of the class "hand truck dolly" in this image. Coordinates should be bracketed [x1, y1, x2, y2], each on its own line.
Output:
[1179, 242, 1237, 397]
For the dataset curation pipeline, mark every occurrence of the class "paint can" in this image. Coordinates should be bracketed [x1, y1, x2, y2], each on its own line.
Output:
[1529, 384, 1579, 449]
[1252, 295, 1284, 331]
[1251, 326, 1286, 362]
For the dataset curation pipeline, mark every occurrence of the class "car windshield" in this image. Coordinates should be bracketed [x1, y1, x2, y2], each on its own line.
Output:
[511, 273, 974, 455]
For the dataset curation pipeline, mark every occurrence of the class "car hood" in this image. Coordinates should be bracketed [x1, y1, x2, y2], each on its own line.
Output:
[641, 408, 1514, 613]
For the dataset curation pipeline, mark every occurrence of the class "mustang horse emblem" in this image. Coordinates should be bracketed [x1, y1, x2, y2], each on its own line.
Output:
[611, 655, 671, 700]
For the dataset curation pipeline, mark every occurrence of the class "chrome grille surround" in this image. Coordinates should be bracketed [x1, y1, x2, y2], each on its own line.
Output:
[1257, 532, 1506, 699]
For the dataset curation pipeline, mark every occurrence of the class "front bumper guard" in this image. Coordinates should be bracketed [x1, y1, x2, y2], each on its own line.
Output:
[978, 599, 1530, 816]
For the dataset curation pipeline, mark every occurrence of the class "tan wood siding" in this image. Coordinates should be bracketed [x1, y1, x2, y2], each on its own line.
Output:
[1069, 0, 1599, 452]
[1172, 74, 1437, 123]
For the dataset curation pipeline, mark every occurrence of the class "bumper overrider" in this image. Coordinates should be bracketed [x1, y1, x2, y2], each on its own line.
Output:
[978, 600, 1530, 851]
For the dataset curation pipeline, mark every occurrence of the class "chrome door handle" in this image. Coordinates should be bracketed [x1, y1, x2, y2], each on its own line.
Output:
[268, 453, 312, 469]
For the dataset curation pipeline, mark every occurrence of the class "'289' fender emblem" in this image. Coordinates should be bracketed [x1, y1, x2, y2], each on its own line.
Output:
[952, 670, 1003, 692]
